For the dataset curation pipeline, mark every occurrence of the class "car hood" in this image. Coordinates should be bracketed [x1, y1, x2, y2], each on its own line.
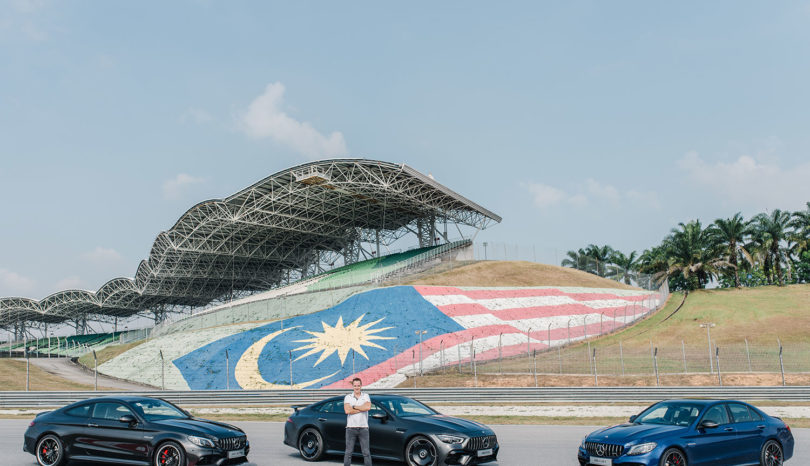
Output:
[153, 418, 245, 438]
[588, 423, 687, 443]
[411, 415, 494, 436]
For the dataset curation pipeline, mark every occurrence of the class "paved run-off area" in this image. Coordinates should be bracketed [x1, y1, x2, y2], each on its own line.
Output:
[1, 420, 807, 465]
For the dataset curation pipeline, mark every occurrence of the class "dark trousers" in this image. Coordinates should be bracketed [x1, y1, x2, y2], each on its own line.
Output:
[344, 427, 371, 466]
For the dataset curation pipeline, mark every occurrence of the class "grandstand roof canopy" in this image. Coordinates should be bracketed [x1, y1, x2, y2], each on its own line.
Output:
[0, 159, 500, 327]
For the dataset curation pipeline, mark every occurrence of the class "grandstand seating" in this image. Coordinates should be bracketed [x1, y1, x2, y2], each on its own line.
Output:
[2, 332, 122, 357]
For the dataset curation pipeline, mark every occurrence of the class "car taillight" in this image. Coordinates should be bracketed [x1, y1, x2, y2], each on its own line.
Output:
[785, 424, 791, 433]
[287, 418, 294, 423]
[29, 421, 35, 427]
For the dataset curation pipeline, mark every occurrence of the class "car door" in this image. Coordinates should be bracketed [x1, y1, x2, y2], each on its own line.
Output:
[86, 401, 151, 463]
[316, 400, 347, 452]
[728, 402, 765, 464]
[367, 402, 402, 459]
[60, 402, 94, 457]
[686, 403, 737, 466]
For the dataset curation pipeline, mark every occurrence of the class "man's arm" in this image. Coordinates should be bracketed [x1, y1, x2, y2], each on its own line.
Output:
[355, 401, 371, 412]
[344, 402, 360, 415]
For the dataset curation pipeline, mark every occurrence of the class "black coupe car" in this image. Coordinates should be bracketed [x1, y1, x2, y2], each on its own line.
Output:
[283, 394, 498, 465]
[23, 396, 249, 466]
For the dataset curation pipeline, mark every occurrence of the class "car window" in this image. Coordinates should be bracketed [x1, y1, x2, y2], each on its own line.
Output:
[369, 403, 386, 417]
[92, 402, 134, 420]
[131, 399, 188, 421]
[318, 401, 344, 414]
[728, 403, 754, 423]
[377, 398, 435, 417]
[749, 407, 763, 421]
[65, 404, 92, 418]
[701, 404, 730, 425]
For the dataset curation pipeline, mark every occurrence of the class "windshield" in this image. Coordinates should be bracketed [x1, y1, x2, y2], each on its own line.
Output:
[131, 399, 189, 421]
[634, 402, 702, 426]
[376, 398, 437, 417]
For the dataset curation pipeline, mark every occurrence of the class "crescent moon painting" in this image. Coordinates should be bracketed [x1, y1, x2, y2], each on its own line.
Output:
[234, 328, 338, 389]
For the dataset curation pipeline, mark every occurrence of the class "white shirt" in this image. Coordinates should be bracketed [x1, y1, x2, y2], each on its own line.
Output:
[344, 392, 370, 428]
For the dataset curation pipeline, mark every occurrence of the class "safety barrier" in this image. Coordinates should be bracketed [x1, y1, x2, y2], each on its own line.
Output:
[2, 386, 809, 408]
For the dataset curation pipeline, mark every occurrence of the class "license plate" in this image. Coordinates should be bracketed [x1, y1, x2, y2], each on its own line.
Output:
[590, 457, 612, 466]
[227, 449, 245, 459]
[477, 448, 493, 457]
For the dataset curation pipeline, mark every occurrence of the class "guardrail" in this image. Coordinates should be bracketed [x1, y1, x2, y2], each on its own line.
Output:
[2, 386, 809, 408]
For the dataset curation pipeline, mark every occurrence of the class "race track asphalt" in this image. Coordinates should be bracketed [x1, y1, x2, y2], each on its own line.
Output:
[2, 419, 806, 465]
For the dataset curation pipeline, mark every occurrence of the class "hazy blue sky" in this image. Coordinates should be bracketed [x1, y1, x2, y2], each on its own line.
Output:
[2, 1, 810, 300]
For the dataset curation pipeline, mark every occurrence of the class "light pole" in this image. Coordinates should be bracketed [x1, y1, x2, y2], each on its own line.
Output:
[526, 328, 531, 356]
[415, 330, 427, 376]
[483, 242, 488, 260]
[700, 323, 716, 373]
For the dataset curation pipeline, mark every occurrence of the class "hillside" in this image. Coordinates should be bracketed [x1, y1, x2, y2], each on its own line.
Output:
[407, 260, 640, 290]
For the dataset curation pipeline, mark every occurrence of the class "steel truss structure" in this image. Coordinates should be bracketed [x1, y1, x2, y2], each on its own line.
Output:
[1, 159, 500, 336]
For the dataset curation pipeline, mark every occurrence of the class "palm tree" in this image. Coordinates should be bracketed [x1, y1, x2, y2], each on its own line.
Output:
[659, 220, 729, 290]
[561, 248, 589, 271]
[709, 212, 752, 288]
[790, 202, 810, 257]
[583, 244, 615, 277]
[609, 250, 638, 285]
[752, 209, 793, 286]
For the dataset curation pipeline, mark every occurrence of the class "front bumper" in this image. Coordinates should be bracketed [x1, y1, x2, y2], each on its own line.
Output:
[186, 441, 250, 466]
[438, 438, 499, 465]
[577, 446, 659, 466]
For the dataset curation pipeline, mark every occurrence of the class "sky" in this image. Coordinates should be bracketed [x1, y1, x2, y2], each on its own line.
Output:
[2, 0, 810, 301]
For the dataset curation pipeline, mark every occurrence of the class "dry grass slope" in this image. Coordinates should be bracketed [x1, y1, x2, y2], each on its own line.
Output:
[407, 261, 639, 289]
[0, 359, 97, 391]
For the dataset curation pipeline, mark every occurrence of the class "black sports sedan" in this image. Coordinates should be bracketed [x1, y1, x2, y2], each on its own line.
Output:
[23, 396, 249, 466]
[283, 394, 498, 466]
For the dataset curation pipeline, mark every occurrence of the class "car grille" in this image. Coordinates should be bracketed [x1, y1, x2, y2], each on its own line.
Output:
[217, 436, 246, 451]
[584, 442, 623, 458]
[467, 435, 497, 451]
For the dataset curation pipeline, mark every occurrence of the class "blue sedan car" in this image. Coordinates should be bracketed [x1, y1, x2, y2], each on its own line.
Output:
[577, 399, 794, 466]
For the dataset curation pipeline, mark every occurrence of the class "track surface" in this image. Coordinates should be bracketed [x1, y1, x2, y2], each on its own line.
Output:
[2, 420, 806, 465]
[26, 358, 151, 390]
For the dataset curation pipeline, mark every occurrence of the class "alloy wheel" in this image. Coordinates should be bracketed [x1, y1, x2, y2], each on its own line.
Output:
[763, 441, 783, 466]
[407, 437, 437, 466]
[36, 436, 62, 466]
[299, 429, 322, 460]
[663, 449, 686, 466]
[155, 444, 182, 466]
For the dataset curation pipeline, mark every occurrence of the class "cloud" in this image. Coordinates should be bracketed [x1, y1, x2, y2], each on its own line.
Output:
[677, 151, 810, 211]
[0, 268, 36, 295]
[83, 247, 123, 264]
[526, 183, 566, 207]
[55, 276, 82, 290]
[162, 173, 206, 200]
[238, 82, 348, 159]
[524, 180, 660, 210]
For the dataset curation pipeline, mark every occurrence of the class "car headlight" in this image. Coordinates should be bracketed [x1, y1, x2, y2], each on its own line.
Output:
[437, 434, 467, 444]
[581, 436, 588, 448]
[627, 442, 657, 455]
[188, 435, 216, 448]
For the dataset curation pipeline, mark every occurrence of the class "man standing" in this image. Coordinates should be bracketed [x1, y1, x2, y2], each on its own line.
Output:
[344, 377, 372, 466]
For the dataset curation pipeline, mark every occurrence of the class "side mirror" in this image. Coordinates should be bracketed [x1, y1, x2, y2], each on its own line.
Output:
[628, 415, 637, 423]
[119, 415, 137, 426]
[699, 420, 719, 430]
[372, 413, 388, 421]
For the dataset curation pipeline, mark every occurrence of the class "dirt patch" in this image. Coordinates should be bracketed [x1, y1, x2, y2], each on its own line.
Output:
[398, 372, 810, 388]
[406, 261, 639, 289]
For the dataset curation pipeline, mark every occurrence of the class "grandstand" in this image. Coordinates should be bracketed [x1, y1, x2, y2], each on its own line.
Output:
[0, 159, 500, 355]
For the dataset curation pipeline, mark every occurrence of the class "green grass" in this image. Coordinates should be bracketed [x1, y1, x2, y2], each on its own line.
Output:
[452, 284, 810, 379]
[77, 340, 146, 370]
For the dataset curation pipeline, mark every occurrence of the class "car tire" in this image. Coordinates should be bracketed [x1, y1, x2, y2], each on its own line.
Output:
[154, 441, 186, 466]
[659, 447, 687, 466]
[760, 439, 783, 466]
[405, 435, 438, 466]
[298, 427, 325, 461]
[35, 434, 65, 466]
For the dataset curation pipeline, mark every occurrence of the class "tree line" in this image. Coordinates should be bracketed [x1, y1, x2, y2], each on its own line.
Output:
[562, 202, 810, 291]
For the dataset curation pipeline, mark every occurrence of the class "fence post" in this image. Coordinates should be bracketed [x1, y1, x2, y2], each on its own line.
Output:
[547, 323, 552, 349]
[583, 316, 587, 339]
[159, 349, 165, 391]
[587, 341, 592, 375]
[682, 340, 687, 373]
[558, 346, 563, 374]
[473, 350, 477, 388]
[716, 347, 722, 386]
[653, 347, 660, 386]
[25, 342, 30, 391]
[778, 340, 785, 387]
[620, 340, 625, 376]
[600, 313, 603, 335]
[469, 338, 475, 373]
[498, 334, 502, 375]
[412, 350, 416, 388]
[526, 328, 531, 356]
[592, 348, 598, 387]
[225, 349, 230, 390]
[533, 350, 538, 388]
[289, 350, 294, 388]
[93, 350, 98, 391]
[567, 319, 572, 345]
[745, 338, 752, 372]
[440, 340, 445, 374]
[457, 345, 461, 373]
